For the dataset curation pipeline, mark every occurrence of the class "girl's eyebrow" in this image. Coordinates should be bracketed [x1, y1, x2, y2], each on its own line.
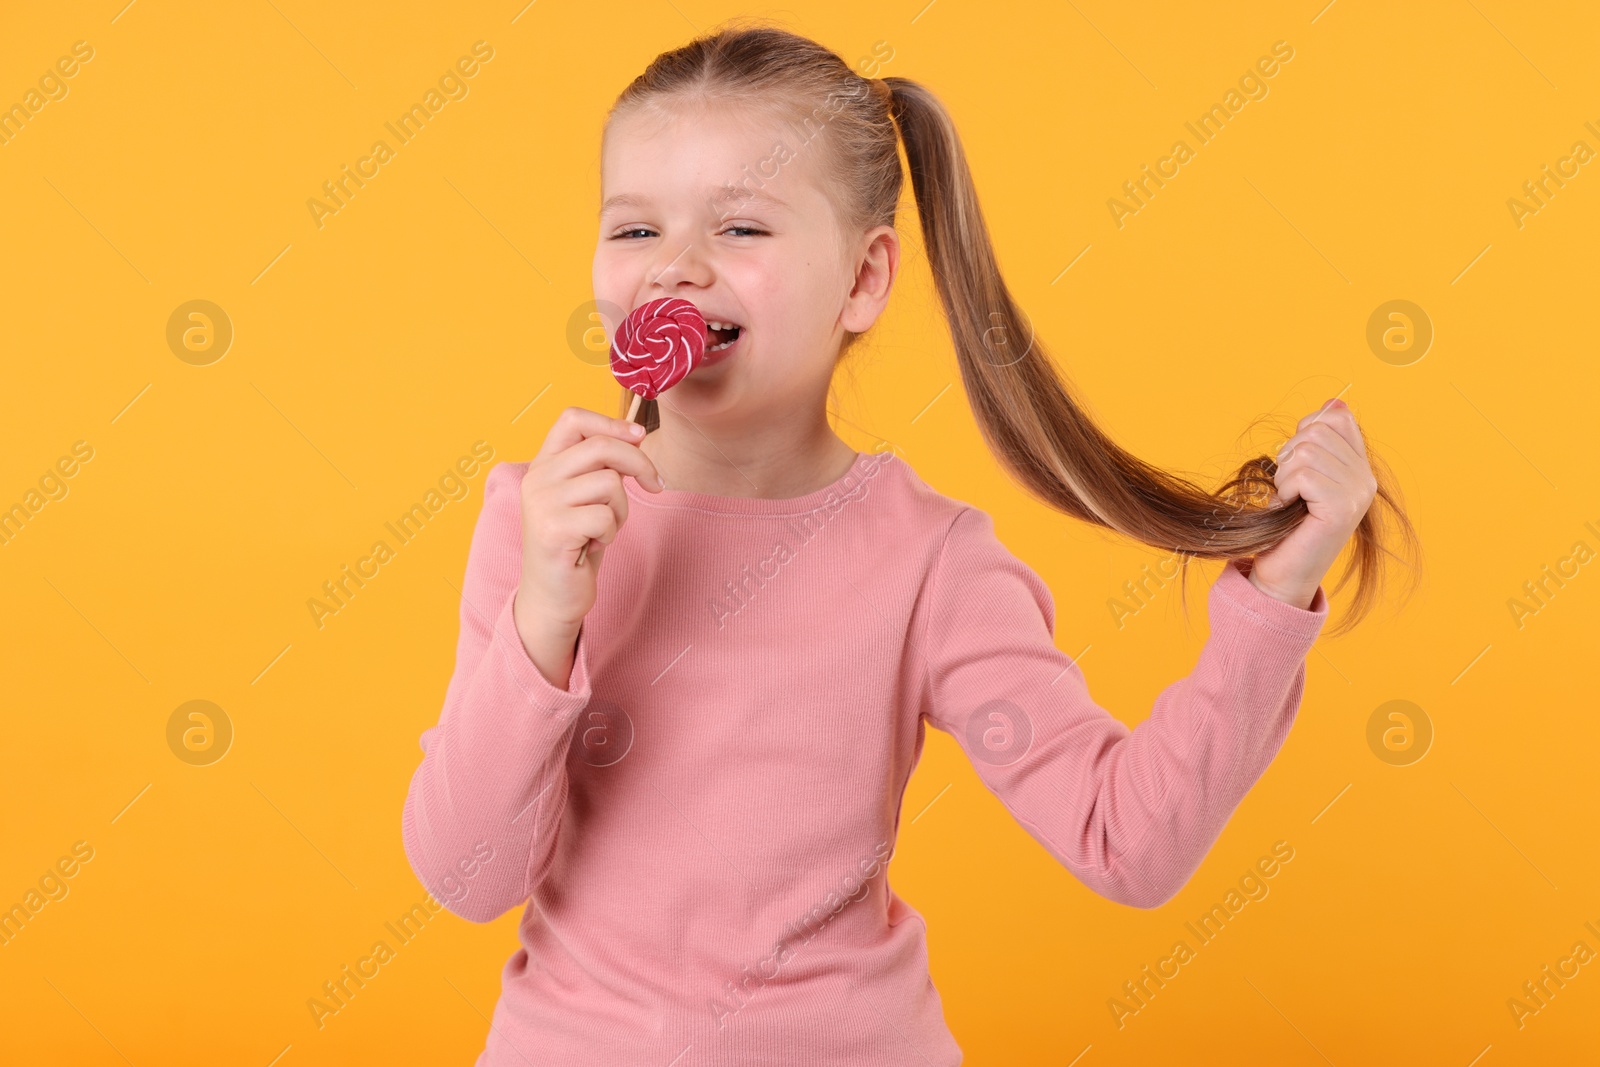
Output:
[599, 188, 789, 217]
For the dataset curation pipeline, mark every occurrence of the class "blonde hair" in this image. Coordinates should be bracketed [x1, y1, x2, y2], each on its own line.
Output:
[604, 19, 1420, 637]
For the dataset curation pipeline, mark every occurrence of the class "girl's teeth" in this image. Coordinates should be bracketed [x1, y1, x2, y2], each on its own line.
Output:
[704, 320, 741, 353]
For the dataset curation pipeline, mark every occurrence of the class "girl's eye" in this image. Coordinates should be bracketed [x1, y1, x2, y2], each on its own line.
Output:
[606, 226, 769, 240]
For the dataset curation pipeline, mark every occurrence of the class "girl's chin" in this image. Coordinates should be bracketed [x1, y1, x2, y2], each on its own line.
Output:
[660, 369, 749, 415]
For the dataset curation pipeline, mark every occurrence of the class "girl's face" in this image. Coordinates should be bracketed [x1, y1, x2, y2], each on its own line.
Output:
[594, 101, 891, 433]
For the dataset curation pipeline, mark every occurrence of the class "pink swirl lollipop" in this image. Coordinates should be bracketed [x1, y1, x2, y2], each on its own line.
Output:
[575, 297, 705, 567]
[610, 297, 707, 418]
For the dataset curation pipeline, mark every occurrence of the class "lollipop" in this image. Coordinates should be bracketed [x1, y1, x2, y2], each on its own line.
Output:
[609, 297, 707, 422]
[576, 298, 707, 566]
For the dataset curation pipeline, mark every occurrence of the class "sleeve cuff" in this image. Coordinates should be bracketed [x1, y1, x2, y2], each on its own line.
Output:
[1212, 558, 1329, 640]
[490, 586, 593, 718]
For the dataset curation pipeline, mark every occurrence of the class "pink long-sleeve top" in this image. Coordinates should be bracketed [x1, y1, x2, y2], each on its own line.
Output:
[401, 448, 1328, 1066]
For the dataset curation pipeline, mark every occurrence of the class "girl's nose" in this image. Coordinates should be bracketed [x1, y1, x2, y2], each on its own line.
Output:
[648, 239, 714, 289]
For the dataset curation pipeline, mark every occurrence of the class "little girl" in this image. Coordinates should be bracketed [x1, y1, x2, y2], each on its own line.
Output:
[402, 21, 1415, 1066]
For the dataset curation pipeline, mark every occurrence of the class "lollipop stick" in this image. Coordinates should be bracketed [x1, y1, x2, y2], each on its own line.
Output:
[576, 391, 646, 567]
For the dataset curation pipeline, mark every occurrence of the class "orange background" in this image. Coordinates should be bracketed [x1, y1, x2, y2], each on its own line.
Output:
[2, 1, 1597, 1064]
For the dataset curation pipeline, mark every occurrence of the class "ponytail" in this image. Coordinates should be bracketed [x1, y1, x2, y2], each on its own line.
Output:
[883, 76, 1417, 636]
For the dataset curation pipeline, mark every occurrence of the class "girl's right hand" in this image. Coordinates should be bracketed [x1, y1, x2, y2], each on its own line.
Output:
[512, 407, 664, 682]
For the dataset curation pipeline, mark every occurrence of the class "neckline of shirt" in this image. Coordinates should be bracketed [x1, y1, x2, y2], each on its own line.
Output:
[623, 450, 893, 516]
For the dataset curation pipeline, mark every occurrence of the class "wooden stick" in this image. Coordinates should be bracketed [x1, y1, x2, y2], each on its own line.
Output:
[576, 392, 646, 566]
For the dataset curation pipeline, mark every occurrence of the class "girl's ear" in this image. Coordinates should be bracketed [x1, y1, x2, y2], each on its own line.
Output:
[840, 224, 900, 333]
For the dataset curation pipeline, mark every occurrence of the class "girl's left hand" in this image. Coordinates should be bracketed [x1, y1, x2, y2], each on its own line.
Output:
[1247, 398, 1379, 610]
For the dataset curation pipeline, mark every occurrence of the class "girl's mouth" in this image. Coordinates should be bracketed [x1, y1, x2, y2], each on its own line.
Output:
[701, 321, 743, 365]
